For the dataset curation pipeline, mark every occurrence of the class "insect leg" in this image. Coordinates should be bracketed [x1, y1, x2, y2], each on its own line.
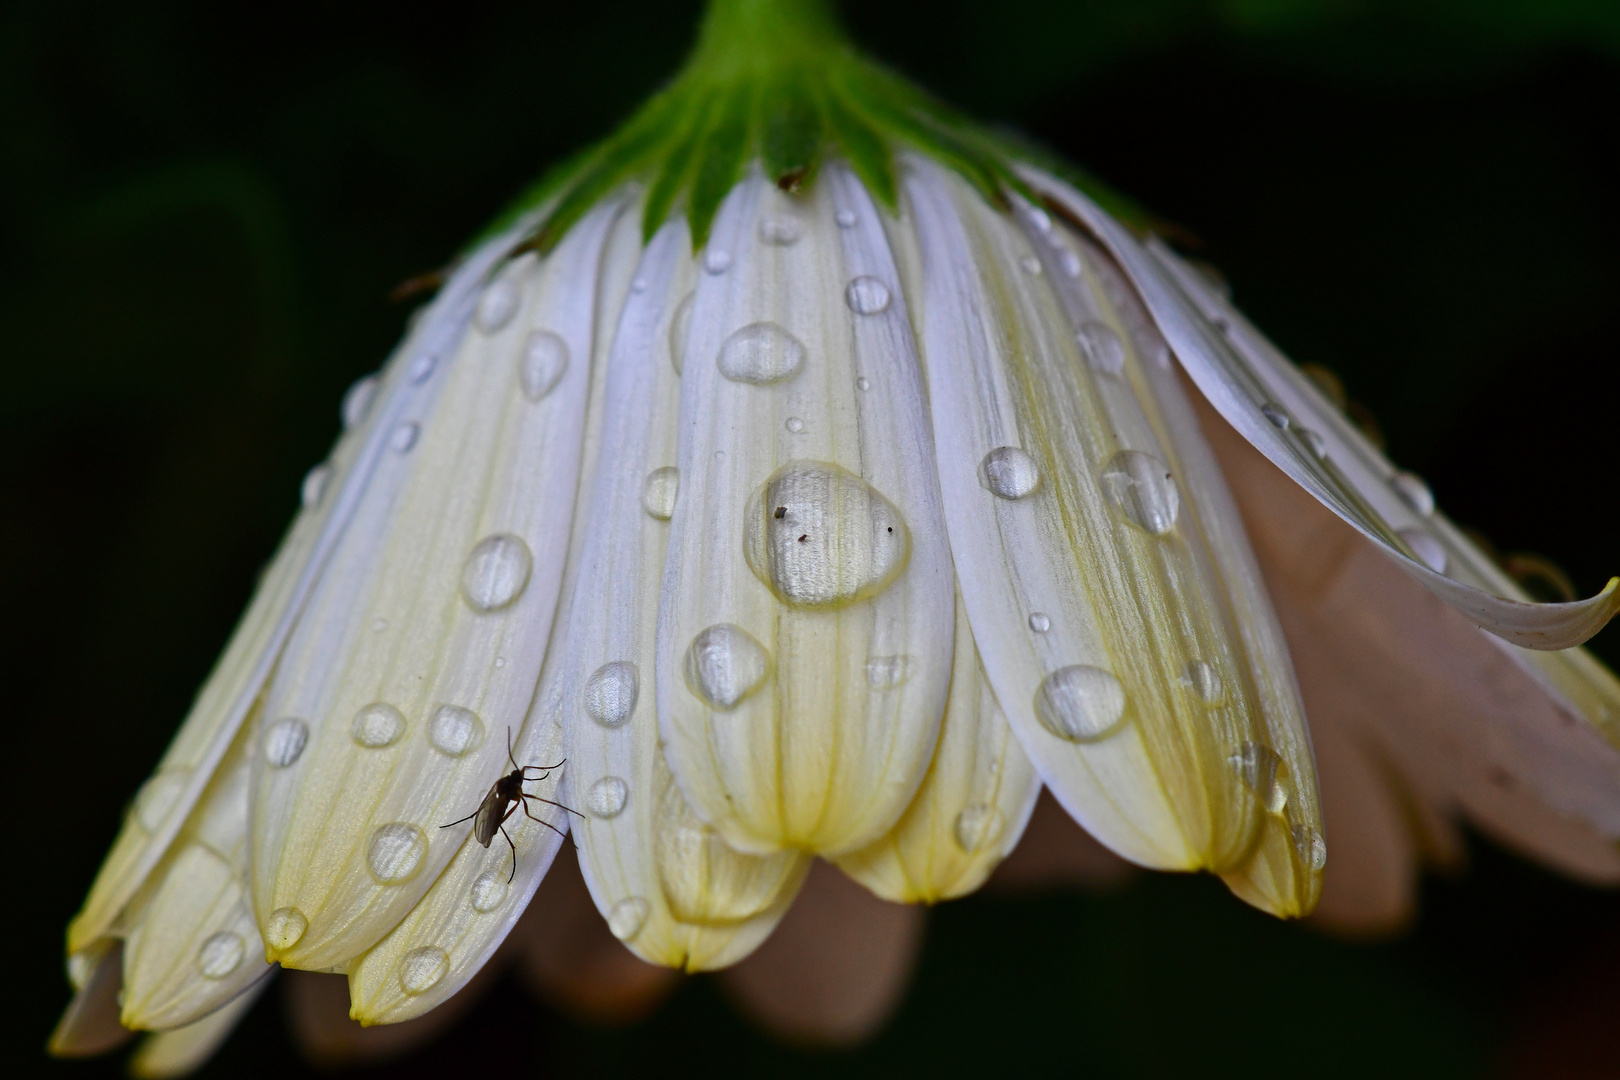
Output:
[500, 823, 517, 883]
[516, 793, 576, 840]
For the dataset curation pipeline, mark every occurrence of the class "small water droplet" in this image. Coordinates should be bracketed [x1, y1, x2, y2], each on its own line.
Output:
[1020, 256, 1043, 275]
[397, 946, 448, 995]
[785, 416, 805, 433]
[367, 823, 427, 884]
[470, 869, 508, 912]
[1399, 527, 1448, 574]
[301, 464, 331, 509]
[953, 804, 1005, 854]
[1228, 743, 1289, 814]
[607, 896, 650, 941]
[1058, 248, 1083, 278]
[1076, 322, 1126, 376]
[1028, 207, 1053, 233]
[460, 533, 532, 612]
[684, 624, 771, 710]
[408, 353, 437, 384]
[835, 210, 857, 228]
[865, 655, 913, 688]
[641, 467, 679, 520]
[669, 292, 694, 375]
[703, 249, 733, 274]
[133, 771, 189, 831]
[1391, 471, 1435, 517]
[1101, 451, 1180, 535]
[494, 657, 506, 669]
[341, 375, 379, 430]
[1034, 666, 1127, 742]
[844, 276, 892, 315]
[718, 323, 805, 385]
[475, 279, 519, 333]
[196, 932, 245, 979]
[758, 218, 801, 245]
[1183, 660, 1225, 704]
[856, 376, 871, 391]
[352, 703, 406, 748]
[584, 661, 639, 728]
[263, 718, 309, 768]
[1028, 612, 1051, 633]
[390, 421, 420, 453]
[630, 277, 649, 293]
[1261, 402, 1291, 430]
[428, 705, 483, 757]
[264, 907, 307, 952]
[586, 776, 629, 819]
[372, 617, 388, 633]
[743, 461, 910, 607]
[1298, 427, 1327, 458]
[980, 447, 1042, 500]
[1292, 823, 1328, 871]
[519, 331, 569, 402]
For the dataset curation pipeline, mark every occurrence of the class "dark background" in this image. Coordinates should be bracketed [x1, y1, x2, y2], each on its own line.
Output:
[6, 0, 1620, 1076]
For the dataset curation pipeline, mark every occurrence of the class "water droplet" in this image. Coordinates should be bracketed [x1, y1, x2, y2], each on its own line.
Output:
[835, 210, 857, 228]
[428, 705, 483, 757]
[1183, 660, 1224, 705]
[367, 823, 427, 884]
[844, 276, 892, 315]
[743, 460, 910, 607]
[263, 718, 309, 768]
[475, 279, 519, 333]
[641, 467, 679, 520]
[1028, 207, 1053, 233]
[785, 416, 805, 434]
[264, 907, 307, 952]
[1020, 256, 1043, 275]
[1034, 666, 1127, 742]
[397, 946, 448, 995]
[684, 624, 771, 710]
[1391, 471, 1435, 517]
[758, 218, 801, 245]
[586, 776, 629, 819]
[301, 464, 331, 509]
[1076, 322, 1126, 376]
[1261, 402, 1291, 430]
[196, 932, 244, 979]
[1292, 823, 1328, 871]
[408, 353, 436, 384]
[865, 655, 913, 688]
[953, 804, 1005, 854]
[341, 375, 379, 430]
[519, 330, 569, 401]
[470, 869, 508, 913]
[607, 896, 650, 941]
[1298, 427, 1327, 458]
[1101, 451, 1180, 535]
[352, 703, 406, 748]
[372, 617, 388, 633]
[717, 322, 806, 385]
[856, 376, 871, 391]
[703, 248, 733, 274]
[584, 661, 639, 728]
[1028, 612, 1051, 633]
[1058, 248, 1083, 278]
[390, 421, 419, 453]
[1399, 527, 1448, 574]
[494, 657, 506, 669]
[1228, 743, 1289, 814]
[133, 770, 189, 831]
[980, 447, 1042, 500]
[630, 277, 649, 293]
[669, 292, 694, 375]
[460, 533, 532, 612]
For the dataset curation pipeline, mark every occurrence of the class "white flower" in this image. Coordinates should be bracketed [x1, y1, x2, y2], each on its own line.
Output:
[53, 0, 1620, 1072]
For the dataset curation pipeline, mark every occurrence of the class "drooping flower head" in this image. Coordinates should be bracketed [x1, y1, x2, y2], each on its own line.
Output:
[53, 0, 1620, 1072]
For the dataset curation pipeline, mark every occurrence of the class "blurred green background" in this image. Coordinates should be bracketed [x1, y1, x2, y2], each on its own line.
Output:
[6, 0, 1619, 1076]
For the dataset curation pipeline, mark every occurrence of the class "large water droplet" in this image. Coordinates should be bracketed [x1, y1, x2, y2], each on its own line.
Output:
[390, 421, 419, 454]
[718, 323, 806, 385]
[1034, 666, 1127, 742]
[586, 776, 629, 819]
[1183, 660, 1224, 705]
[641, 467, 679, 520]
[195, 932, 244, 979]
[460, 534, 532, 612]
[758, 218, 801, 245]
[133, 770, 189, 831]
[519, 331, 569, 402]
[1399, 527, 1448, 574]
[1292, 823, 1328, 871]
[865, 655, 913, 688]
[980, 447, 1041, 499]
[475, 279, 519, 333]
[263, 718, 309, 768]
[607, 896, 650, 941]
[341, 375, 379, 430]
[1390, 471, 1435, 517]
[1228, 743, 1289, 814]
[1076, 322, 1125, 376]
[428, 705, 483, 757]
[397, 946, 448, 995]
[584, 661, 639, 728]
[1028, 612, 1051, 633]
[953, 804, 1005, 854]
[264, 907, 307, 952]
[301, 464, 331, 509]
[367, 823, 427, 884]
[743, 460, 910, 607]
[844, 276, 892, 315]
[684, 624, 771, 711]
[352, 703, 406, 748]
[669, 292, 694, 375]
[470, 869, 508, 913]
[1101, 451, 1180, 535]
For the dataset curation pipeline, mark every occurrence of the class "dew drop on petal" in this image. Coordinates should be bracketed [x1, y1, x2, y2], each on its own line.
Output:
[718, 322, 806, 385]
[427, 705, 483, 757]
[397, 947, 448, 995]
[630, 277, 648, 294]
[785, 416, 805, 434]
[1261, 402, 1291, 430]
[300, 464, 331, 509]
[844, 276, 892, 315]
[856, 376, 871, 391]
[1028, 207, 1052, 233]
[1183, 660, 1224, 705]
[1020, 256, 1042, 275]
[195, 932, 244, 979]
[470, 870, 508, 913]
[1228, 743, 1289, 814]
[669, 292, 694, 375]
[390, 421, 420, 454]
[264, 907, 307, 952]
[263, 718, 309, 768]
[352, 703, 406, 748]
[475, 279, 519, 333]
[953, 804, 1005, 854]
[460, 533, 532, 612]
[407, 353, 437, 384]
[367, 823, 427, 884]
[835, 210, 857, 228]
[865, 655, 913, 688]
[1298, 427, 1328, 458]
[1028, 612, 1051, 633]
[980, 447, 1041, 500]
[584, 661, 639, 728]
[641, 467, 679, 520]
[133, 771, 189, 831]
[1101, 450, 1180, 535]
[703, 248, 733, 274]
[1058, 248, 1083, 278]
[607, 897, 650, 942]
[684, 625, 771, 710]
[1292, 824, 1328, 871]
[519, 331, 569, 402]
[1391, 470, 1435, 517]
[758, 218, 801, 245]
[1034, 666, 1127, 742]
[1399, 527, 1448, 574]
[341, 375, 379, 430]
[586, 776, 629, 819]
[1076, 322, 1126, 376]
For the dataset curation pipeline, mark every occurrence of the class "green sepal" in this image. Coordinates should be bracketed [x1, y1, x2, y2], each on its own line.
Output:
[687, 85, 756, 250]
[641, 90, 713, 244]
[821, 81, 896, 210]
[759, 76, 824, 192]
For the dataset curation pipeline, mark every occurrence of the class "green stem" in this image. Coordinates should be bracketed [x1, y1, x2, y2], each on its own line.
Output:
[688, 0, 849, 79]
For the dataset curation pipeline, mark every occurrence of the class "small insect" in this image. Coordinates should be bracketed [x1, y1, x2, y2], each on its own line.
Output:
[440, 730, 581, 882]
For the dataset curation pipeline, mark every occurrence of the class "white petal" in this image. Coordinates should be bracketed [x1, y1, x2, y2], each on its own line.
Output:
[127, 975, 269, 1080]
[656, 167, 955, 856]
[250, 197, 626, 970]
